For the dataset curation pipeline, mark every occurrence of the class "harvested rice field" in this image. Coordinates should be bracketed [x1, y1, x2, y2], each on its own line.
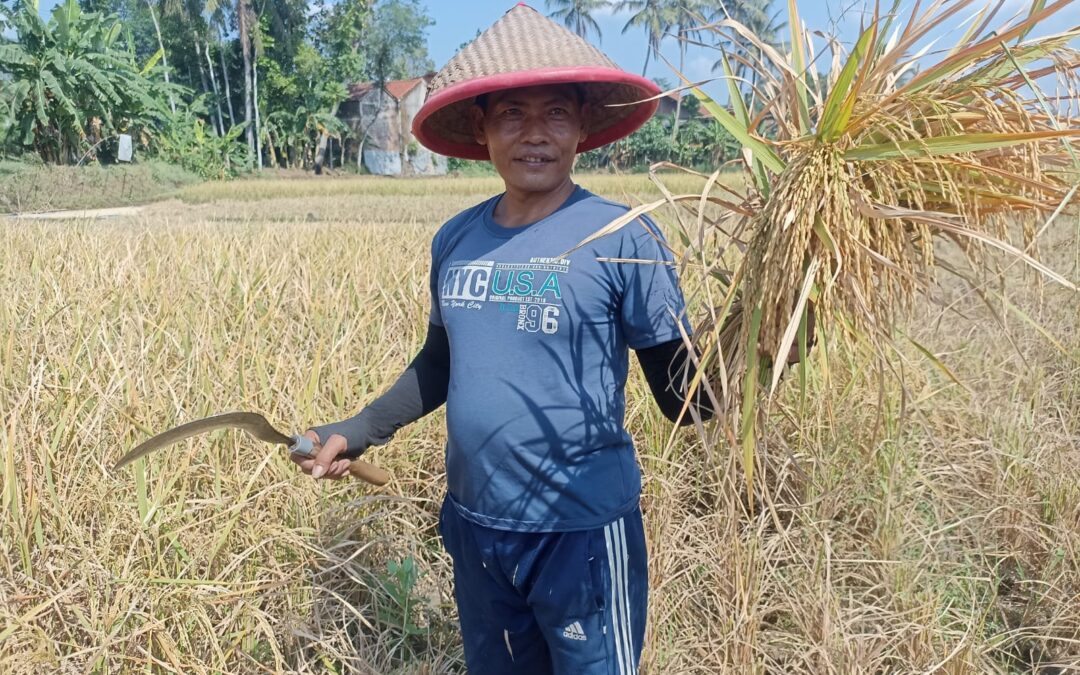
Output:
[1, 173, 1078, 673]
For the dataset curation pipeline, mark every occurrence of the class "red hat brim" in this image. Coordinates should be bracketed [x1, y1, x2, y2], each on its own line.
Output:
[412, 66, 660, 161]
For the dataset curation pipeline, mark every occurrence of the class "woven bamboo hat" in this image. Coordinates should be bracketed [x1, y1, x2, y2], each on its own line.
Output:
[412, 3, 660, 160]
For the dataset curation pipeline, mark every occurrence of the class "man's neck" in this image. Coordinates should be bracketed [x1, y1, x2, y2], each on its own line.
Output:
[492, 178, 577, 229]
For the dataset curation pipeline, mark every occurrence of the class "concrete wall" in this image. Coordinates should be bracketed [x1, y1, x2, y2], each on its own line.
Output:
[362, 149, 401, 175]
[399, 84, 447, 176]
[340, 84, 447, 176]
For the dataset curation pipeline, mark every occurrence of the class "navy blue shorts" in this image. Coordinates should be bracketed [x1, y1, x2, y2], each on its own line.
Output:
[438, 496, 648, 675]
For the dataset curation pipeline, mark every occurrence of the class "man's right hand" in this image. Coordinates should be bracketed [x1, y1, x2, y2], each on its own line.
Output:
[290, 430, 353, 480]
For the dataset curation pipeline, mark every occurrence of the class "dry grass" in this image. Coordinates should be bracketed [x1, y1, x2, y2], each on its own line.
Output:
[0, 160, 202, 214]
[171, 172, 738, 226]
[1, 174, 1077, 673]
[639, 2, 1080, 508]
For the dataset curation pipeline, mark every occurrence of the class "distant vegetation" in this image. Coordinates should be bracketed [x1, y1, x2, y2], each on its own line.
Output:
[1, 0, 758, 182]
[0, 0, 433, 177]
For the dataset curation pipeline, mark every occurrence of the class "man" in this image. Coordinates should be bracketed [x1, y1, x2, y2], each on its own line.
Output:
[294, 6, 712, 673]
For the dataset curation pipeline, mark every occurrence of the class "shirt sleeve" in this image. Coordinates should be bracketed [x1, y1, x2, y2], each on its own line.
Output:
[637, 337, 715, 425]
[618, 216, 690, 350]
[309, 322, 450, 458]
[428, 233, 444, 327]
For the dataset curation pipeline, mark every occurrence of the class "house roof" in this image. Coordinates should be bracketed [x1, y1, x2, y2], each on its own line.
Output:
[348, 77, 426, 101]
[386, 77, 425, 99]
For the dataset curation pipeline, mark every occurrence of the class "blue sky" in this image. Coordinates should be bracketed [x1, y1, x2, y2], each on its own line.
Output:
[427, 1, 1078, 84]
[428, 0, 874, 81]
[33, 0, 1080, 98]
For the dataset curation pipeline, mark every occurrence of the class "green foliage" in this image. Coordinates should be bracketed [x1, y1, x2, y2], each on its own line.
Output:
[446, 156, 498, 175]
[0, 0, 180, 163]
[578, 114, 740, 172]
[375, 556, 429, 638]
[260, 35, 351, 123]
[369, 554, 437, 665]
[252, 0, 372, 170]
[78, 0, 157, 61]
[546, 0, 608, 42]
[311, 0, 369, 85]
[363, 0, 433, 83]
[2, 0, 439, 175]
[0, 76, 14, 152]
[256, 0, 311, 64]
[263, 106, 347, 169]
[155, 102, 250, 178]
[448, 113, 740, 175]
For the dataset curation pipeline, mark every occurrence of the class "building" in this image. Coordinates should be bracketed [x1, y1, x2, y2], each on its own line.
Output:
[655, 92, 697, 122]
[337, 74, 448, 176]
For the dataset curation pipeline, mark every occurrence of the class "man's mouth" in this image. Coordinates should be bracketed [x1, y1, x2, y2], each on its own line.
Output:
[514, 155, 555, 166]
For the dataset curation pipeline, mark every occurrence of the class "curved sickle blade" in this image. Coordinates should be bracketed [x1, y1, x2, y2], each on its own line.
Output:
[112, 412, 292, 473]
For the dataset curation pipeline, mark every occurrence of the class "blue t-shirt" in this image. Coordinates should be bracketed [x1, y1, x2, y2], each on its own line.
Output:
[430, 186, 689, 532]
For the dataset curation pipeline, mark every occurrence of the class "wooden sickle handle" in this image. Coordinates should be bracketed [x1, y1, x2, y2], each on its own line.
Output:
[348, 458, 391, 486]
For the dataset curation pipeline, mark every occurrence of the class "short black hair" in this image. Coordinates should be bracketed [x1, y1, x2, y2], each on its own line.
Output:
[474, 84, 585, 112]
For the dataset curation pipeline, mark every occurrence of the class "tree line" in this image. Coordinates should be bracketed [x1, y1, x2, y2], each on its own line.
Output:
[1, 0, 780, 177]
[0, 0, 431, 176]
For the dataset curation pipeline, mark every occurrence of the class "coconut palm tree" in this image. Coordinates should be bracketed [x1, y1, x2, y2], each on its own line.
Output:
[546, 0, 609, 43]
[667, 0, 708, 138]
[144, 0, 176, 113]
[237, 0, 255, 161]
[708, 0, 786, 102]
[153, 0, 226, 134]
[615, 0, 671, 76]
[205, 0, 236, 127]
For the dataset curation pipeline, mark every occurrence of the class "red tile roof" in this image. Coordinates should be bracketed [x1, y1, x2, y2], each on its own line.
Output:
[385, 77, 424, 100]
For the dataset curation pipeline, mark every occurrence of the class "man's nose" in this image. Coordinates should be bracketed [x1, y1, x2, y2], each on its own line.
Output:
[520, 114, 549, 143]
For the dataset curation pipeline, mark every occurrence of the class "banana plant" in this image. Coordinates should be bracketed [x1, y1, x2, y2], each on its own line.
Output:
[0, 68, 13, 149]
[265, 106, 349, 170]
[155, 99, 250, 179]
[0, 0, 180, 163]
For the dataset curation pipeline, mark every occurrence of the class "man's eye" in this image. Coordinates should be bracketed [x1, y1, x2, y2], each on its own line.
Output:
[551, 108, 568, 116]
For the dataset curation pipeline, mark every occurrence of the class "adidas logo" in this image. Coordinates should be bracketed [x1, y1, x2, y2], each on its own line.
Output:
[562, 621, 587, 641]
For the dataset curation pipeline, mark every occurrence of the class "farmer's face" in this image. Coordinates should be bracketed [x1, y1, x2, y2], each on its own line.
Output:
[472, 85, 588, 195]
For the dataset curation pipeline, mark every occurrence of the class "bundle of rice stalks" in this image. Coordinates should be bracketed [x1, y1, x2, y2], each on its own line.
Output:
[588, 0, 1080, 495]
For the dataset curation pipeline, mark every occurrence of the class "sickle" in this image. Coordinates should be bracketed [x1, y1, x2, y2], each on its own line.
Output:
[112, 411, 390, 486]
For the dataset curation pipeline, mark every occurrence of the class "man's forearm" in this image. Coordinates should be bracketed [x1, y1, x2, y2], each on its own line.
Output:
[637, 339, 715, 426]
[310, 323, 450, 458]
[638, 306, 816, 425]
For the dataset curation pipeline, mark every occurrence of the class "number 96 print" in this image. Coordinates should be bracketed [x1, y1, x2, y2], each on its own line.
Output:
[516, 304, 561, 334]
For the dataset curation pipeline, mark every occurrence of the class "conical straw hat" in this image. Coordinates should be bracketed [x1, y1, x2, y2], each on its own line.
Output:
[413, 3, 660, 160]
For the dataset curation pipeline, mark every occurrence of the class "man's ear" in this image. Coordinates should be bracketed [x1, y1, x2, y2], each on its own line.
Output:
[469, 105, 487, 146]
